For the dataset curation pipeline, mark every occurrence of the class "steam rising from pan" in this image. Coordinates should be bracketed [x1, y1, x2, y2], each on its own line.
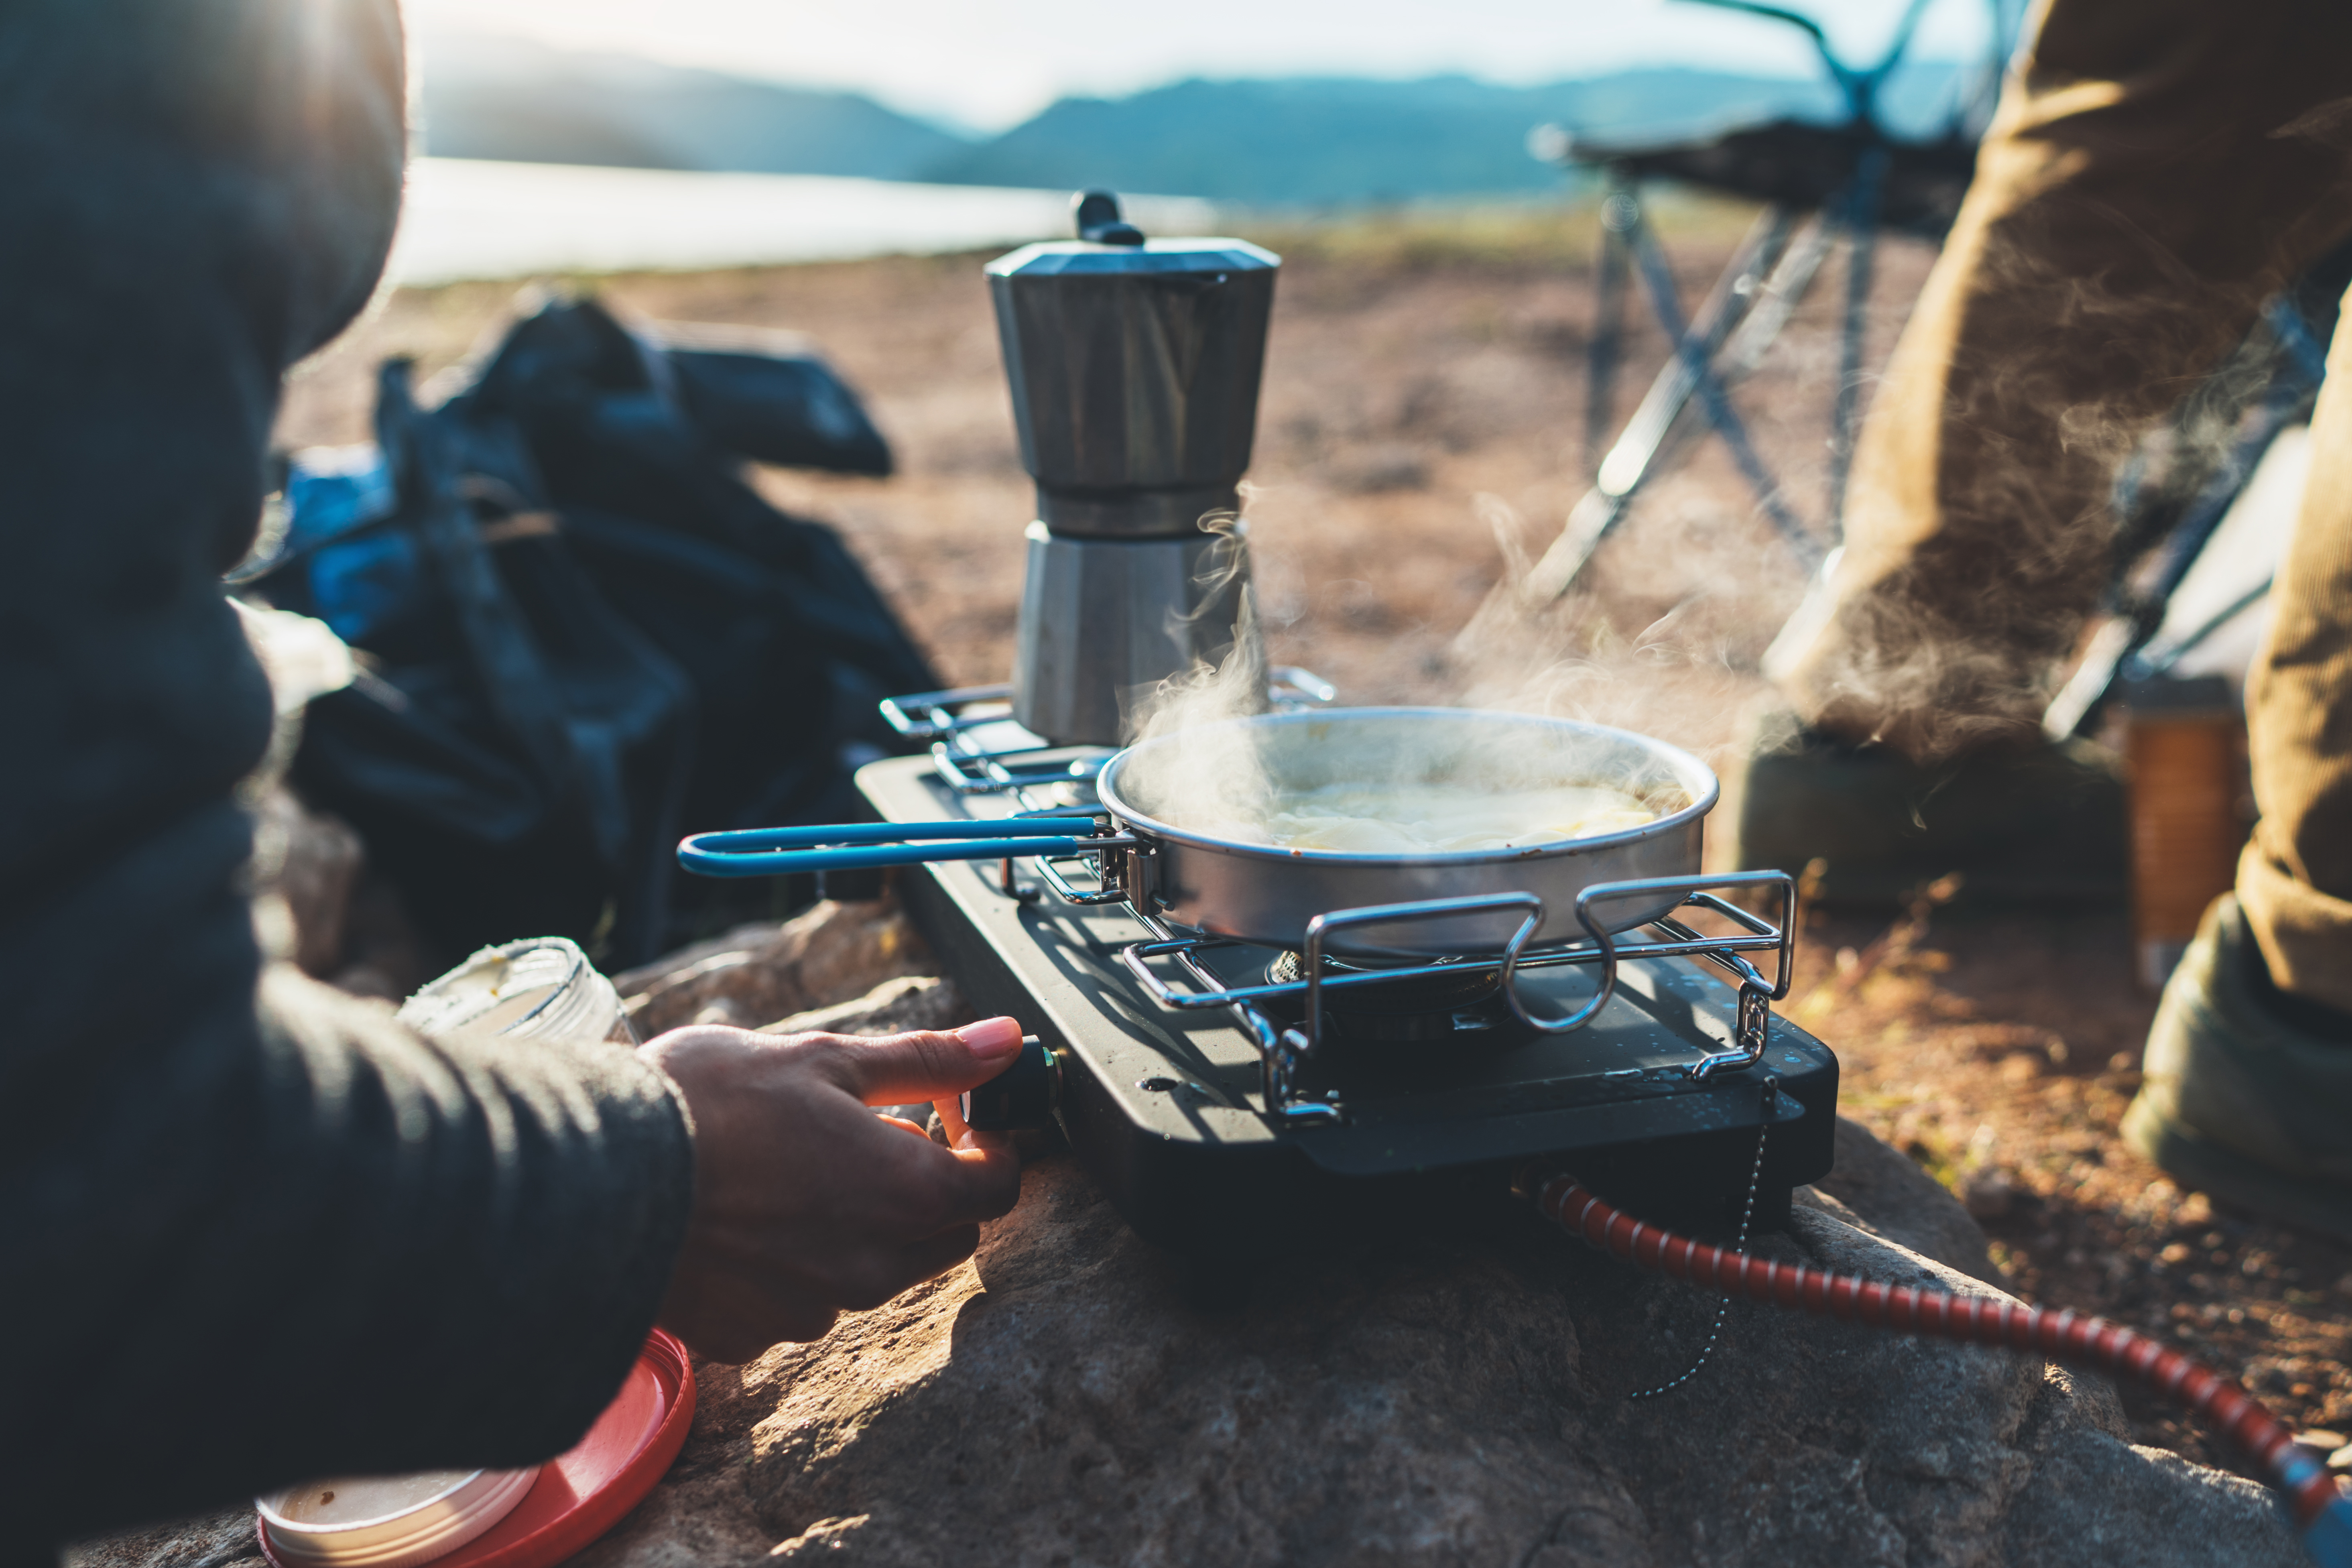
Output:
[1119, 517, 1694, 850]
[1113, 708, 1692, 855]
[1098, 707, 1716, 954]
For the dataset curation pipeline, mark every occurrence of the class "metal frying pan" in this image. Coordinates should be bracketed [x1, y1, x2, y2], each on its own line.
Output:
[678, 709, 1716, 960]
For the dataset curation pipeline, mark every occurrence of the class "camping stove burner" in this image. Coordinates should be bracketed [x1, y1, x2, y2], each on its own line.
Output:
[1260, 949, 1504, 1042]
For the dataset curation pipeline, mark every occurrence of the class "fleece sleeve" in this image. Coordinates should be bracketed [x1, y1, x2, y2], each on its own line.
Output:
[0, 1, 696, 1552]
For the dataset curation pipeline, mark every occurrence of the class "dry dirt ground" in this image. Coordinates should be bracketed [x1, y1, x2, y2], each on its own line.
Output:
[276, 200, 2350, 1476]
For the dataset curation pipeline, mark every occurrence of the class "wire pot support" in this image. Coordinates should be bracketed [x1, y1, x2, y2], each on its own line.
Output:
[1114, 870, 1795, 1123]
[857, 678, 1786, 1127]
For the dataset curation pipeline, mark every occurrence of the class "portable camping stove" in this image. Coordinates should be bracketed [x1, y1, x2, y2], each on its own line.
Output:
[849, 683, 1838, 1265]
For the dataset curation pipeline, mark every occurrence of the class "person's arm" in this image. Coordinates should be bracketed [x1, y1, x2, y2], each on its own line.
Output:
[0, 6, 1026, 1553]
[0, 1, 701, 1545]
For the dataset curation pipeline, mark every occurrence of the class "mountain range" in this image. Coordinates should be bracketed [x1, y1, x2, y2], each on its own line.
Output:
[417, 31, 1980, 207]
[419, 33, 968, 179]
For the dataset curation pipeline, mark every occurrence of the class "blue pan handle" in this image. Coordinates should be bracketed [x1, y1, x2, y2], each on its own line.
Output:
[678, 816, 1105, 878]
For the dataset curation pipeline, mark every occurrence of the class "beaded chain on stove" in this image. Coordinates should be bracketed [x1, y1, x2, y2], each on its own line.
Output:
[1628, 1077, 1774, 1400]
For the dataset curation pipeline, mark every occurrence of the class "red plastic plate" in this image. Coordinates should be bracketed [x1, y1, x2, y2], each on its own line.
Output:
[260, 1331, 695, 1568]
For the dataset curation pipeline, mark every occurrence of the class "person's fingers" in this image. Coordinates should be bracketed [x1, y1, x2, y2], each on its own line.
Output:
[912, 1130, 1023, 1226]
[646, 1018, 1035, 1367]
[897, 1223, 985, 1288]
[934, 1088, 973, 1145]
[840, 1100, 1023, 1232]
[828, 1225, 985, 1310]
[803, 1017, 1025, 1105]
[659, 1268, 838, 1363]
[936, 1092, 1016, 1163]
[953, 1127, 1016, 1159]
[933, 1074, 1016, 1165]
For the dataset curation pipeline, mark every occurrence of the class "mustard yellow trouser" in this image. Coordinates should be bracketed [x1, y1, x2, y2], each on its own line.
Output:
[1765, 0, 2352, 1008]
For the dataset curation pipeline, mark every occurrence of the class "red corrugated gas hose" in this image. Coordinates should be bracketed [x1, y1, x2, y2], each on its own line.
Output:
[1533, 1173, 2352, 1564]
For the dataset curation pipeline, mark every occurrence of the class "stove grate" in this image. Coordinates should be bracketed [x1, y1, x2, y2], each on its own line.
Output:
[861, 681, 1801, 1129]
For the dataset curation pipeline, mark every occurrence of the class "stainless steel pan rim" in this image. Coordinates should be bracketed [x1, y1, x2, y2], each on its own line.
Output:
[1094, 706, 1720, 958]
[1094, 706, 1717, 866]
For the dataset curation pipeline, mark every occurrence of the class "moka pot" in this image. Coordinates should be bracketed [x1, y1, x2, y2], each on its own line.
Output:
[986, 191, 1279, 744]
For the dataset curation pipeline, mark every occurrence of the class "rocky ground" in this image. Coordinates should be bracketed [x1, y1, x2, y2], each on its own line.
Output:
[268, 201, 2352, 1484]
[74, 900, 2317, 1568]
[553, 1116, 2305, 1567]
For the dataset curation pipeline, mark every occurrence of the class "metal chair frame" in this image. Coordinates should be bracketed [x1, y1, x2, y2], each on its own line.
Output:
[2042, 275, 2342, 737]
[1525, 0, 2013, 604]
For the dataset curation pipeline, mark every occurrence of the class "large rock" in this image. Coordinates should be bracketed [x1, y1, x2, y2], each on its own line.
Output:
[71, 1131, 2305, 1568]
[70, 938, 2305, 1568]
[578, 1151, 2298, 1568]
[759, 974, 968, 1041]
[1810, 1114, 1998, 1284]
[70, 1511, 256, 1568]
[615, 900, 933, 1036]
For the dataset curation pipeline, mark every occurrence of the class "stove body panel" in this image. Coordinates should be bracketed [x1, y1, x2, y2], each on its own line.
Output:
[857, 754, 1836, 1262]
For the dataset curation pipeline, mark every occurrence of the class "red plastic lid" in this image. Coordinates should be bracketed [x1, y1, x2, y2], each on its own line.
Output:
[260, 1331, 695, 1568]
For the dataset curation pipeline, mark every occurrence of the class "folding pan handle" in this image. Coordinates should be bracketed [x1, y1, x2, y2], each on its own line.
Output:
[678, 816, 1107, 878]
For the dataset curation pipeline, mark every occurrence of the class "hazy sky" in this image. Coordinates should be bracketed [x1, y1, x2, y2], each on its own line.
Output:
[404, 0, 2014, 131]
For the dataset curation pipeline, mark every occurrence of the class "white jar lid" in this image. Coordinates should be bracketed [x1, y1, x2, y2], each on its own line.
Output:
[258, 1467, 537, 1568]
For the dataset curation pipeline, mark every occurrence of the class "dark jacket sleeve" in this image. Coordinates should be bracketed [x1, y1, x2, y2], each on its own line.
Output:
[0, 2, 696, 1552]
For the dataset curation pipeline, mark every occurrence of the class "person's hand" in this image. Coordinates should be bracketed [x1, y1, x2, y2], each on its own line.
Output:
[639, 1016, 1024, 1363]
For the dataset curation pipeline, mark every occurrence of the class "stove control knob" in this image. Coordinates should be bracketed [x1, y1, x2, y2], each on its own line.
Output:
[960, 1036, 1060, 1131]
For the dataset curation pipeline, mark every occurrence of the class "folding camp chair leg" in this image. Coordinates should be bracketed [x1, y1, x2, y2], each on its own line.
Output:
[1827, 144, 1889, 535]
[2042, 294, 2330, 739]
[1587, 176, 1634, 472]
[1624, 213, 1813, 553]
[1716, 212, 1834, 389]
[1530, 197, 1805, 602]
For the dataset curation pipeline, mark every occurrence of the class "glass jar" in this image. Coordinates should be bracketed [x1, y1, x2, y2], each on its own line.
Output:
[396, 937, 634, 1047]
